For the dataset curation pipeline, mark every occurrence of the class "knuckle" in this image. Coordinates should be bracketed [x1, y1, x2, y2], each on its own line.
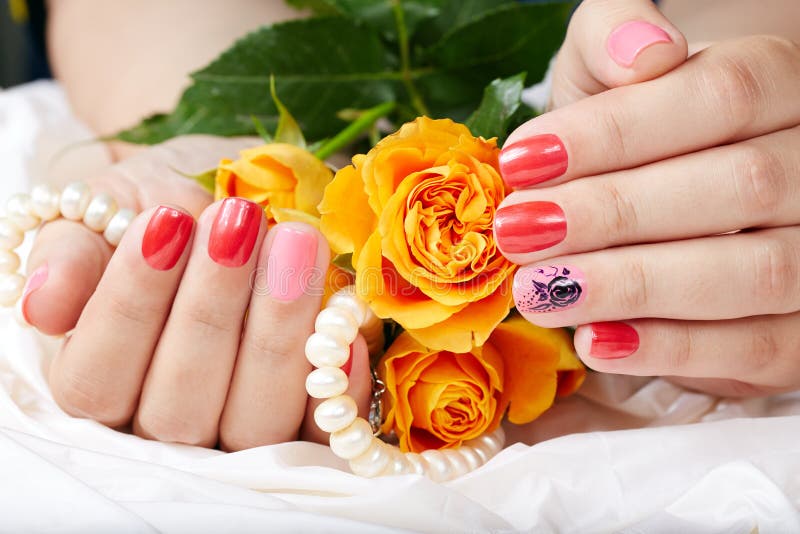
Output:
[749, 235, 800, 311]
[596, 108, 628, 167]
[731, 145, 785, 223]
[742, 328, 780, 376]
[698, 52, 764, 134]
[135, 407, 215, 447]
[51, 370, 131, 426]
[615, 258, 651, 315]
[667, 323, 694, 371]
[185, 305, 237, 336]
[600, 181, 639, 239]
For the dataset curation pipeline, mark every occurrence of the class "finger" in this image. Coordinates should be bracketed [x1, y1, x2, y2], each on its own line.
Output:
[500, 36, 800, 188]
[134, 198, 266, 447]
[551, 0, 687, 108]
[572, 314, 800, 392]
[495, 125, 800, 264]
[301, 334, 373, 445]
[218, 222, 329, 451]
[49, 206, 194, 426]
[512, 227, 800, 328]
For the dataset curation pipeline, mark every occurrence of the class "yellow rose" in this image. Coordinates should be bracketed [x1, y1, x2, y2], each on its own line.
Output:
[319, 117, 516, 352]
[215, 143, 333, 225]
[379, 316, 585, 452]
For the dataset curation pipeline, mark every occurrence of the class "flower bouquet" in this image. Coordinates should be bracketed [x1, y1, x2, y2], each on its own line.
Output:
[118, 0, 586, 479]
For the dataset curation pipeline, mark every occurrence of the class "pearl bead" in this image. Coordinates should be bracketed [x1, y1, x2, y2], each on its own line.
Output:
[0, 250, 20, 273]
[59, 182, 91, 220]
[30, 184, 61, 221]
[313, 394, 358, 433]
[305, 366, 349, 399]
[404, 453, 428, 476]
[458, 446, 484, 472]
[305, 332, 350, 368]
[442, 449, 470, 479]
[0, 219, 23, 250]
[6, 193, 40, 231]
[329, 418, 373, 459]
[420, 450, 454, 483]
[0, 273, 26, 306]
[83, 193, 118, 232]
[103, 208, 136, 247]
[384, 449, 413, 476]
[327, 288, 369, 325]
[349, 438, 391, 478]
[314, 307, 359, 345]
[468, 428, 505, 463]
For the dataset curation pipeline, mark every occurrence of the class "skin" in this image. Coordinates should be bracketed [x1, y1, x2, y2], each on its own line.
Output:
[29, 0, 800, 449]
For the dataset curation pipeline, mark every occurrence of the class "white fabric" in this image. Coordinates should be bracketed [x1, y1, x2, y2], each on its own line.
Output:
[1, 81, 799, 533]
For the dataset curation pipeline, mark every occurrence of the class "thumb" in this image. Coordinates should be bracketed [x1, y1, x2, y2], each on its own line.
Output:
[550, 0, 688, 108]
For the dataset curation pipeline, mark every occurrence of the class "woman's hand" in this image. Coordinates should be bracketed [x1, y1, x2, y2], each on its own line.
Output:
[26, 137, 371, 449]
[495, 0, 800, 396]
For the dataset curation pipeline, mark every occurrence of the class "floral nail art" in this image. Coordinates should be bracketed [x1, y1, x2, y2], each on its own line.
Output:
[514, 265, 585, 313]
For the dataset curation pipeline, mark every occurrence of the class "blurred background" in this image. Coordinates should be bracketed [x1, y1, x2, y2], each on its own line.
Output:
[1, 0, 48, 88]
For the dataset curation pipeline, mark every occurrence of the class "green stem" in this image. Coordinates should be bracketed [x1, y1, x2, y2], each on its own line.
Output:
[392, 0, 430, 117]
[313, 101, 396, 161]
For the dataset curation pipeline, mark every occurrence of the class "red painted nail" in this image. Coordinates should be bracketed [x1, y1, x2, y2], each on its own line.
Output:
[589, 322, 639, 359]
[495, 201, 567, 254]
[21, 263, 49, 324]
[499, 134, 568, 188]
[208, 198, 262, 267]
[141, 207, 194, 271]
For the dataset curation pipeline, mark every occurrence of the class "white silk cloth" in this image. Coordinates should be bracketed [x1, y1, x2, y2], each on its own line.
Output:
[1, 81, 799, 533]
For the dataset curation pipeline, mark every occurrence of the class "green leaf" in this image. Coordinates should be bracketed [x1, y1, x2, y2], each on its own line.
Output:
[413, 0, 515, 48]
[284, 0, 341, 15]
[169, 166, 217, 195]
[466, 73, 526, 141]
[270, 75, 306, 147]
[324, 0, 441, 41]
[250, 115, 273, 143]
[332, 253, 355, 274]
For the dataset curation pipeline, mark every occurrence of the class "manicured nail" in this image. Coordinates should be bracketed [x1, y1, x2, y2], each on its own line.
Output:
[607, 21, 672, 68]
[589, 322, 639, 359]
[495, 201, 567, 254]
[266, 226, 318, 301]
[141, 206, 194, 271]
[499, 134, 568, 188]
[21, 263, 48, 324]
[514, 265, 585, 313]
[208, 198, 262, 267]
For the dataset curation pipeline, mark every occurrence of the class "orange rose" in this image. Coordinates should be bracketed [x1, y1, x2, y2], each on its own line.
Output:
[319, 117, 516, 352]
[216, 143, 333, 225]
[380, 316, 585, 452]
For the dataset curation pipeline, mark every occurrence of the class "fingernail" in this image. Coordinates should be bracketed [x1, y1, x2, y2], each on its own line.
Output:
[208, 198, 262, 267]
[495, 201, 567, 254]
[141, 206, 194, 271]
[266, 226, 317, 301]
[589, 322, 639, 359]
[21, 263, 48, 324]
[607, 21, 672, 68]
[499, 134, 568, 188]
[514, 265, 585, 313]
[341, 347, 354, 377]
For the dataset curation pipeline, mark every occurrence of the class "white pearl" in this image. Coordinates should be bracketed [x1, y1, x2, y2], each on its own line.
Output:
[458, 445, 484, 472]
[6, 193, 40, 231]
[59, 182, 91, 220]
[329, 417, 373, 460]
[0, 219, 23, 250]
[103, 208, 136, 247]
[349, 438, 391, 478]
[305, 331, 350, 368]
[384, 449, 414, 476]
[0, 250, 20, 273]
[305, 367, 349, 399]
[420, 450, 454, 483]
[315, 307, 359, 345]
[0, 273, 25, 306]
[83, 193, 118, 232]
[442, 449, 470, 479]
[30, 184, 61, 221]
[468, 428, 505, 463]
[327, 287, 369, 326]
[313, 395, 358, 433]
[404, 452, 428, 476]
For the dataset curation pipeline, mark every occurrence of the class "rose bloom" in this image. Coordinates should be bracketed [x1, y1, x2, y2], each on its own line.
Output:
[215, 143, 333, 225]
[380, 316, 585, 452]
[319, 117, 516, 352]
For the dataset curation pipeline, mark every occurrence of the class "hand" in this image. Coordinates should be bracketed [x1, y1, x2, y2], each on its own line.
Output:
[26, 137, 371, 449]
[495, 1, 800, 396]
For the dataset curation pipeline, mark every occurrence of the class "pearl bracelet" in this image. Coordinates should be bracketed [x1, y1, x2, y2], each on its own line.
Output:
[0, 182, 136, 321]
[306, 286, 506, 481]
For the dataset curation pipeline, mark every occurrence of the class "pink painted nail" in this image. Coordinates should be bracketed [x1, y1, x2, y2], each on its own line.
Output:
[607, 20, 672, 68]
[513, 264, 585, 313]
[21, 263, 49, 324]
[266, 226, 318, 302]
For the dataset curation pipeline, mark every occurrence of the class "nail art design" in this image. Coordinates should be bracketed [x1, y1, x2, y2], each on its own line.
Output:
[514, 265, 585, 313]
